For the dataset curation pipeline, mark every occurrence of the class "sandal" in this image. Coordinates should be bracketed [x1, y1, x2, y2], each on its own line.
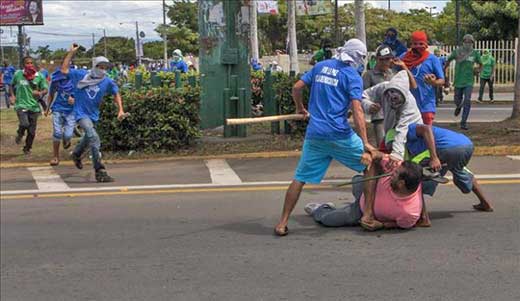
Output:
[274, 226, 289, 237]
[473, 204, 494, 212]
[49, 158, 59, 166]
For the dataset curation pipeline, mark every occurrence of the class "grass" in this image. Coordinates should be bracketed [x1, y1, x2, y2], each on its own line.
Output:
[1, 108, 520, 165]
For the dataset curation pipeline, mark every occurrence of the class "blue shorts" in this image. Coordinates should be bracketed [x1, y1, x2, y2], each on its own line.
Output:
[294, 135, 366, 184]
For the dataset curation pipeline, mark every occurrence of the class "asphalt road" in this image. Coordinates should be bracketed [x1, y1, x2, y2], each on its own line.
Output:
[1, 156, 520, 300]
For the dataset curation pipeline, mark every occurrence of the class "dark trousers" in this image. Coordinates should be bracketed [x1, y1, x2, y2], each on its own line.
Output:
[435, 86, 444, 104]
[16, 110, 39, 152]
[478, 78, 494, 101]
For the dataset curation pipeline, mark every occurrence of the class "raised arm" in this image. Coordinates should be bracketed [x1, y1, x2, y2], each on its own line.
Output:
[61, 44, 80, 75]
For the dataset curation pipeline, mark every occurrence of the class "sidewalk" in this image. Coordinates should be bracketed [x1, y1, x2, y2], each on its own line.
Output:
[444, 91, 513, 102]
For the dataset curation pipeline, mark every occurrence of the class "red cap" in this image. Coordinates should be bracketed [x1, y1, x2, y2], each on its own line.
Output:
[411, 31, 428, 44]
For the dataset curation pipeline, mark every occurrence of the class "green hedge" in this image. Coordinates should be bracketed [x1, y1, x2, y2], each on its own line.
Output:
[98, 86, 201, 152]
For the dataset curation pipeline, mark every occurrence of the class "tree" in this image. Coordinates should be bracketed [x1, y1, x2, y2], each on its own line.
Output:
[157, 0, 199, 55]
[143, 41, 164, 59]
[87, 36, 136, 64]
[32, 45, 52, 61]
[462, 0, 519, 41]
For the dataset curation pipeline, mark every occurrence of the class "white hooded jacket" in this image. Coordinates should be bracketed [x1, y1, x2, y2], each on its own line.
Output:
[362, 70, 423, 160]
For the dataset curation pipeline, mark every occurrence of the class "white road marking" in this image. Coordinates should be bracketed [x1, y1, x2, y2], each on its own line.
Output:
[2, 174, 519, 196]
[507, 156, 520, 160]
[27, 167, 69, 192]
[204, 159, 242, 185]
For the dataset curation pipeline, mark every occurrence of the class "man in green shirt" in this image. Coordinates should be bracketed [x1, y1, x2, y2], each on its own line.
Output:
[444, 34, 482, 130]
[9, 56, 48, 155]
[478, 49, 496, 103]
[310, 39, 333, 65]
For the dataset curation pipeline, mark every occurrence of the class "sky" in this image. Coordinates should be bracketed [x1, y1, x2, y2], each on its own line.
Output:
[0, 0, 449, 51]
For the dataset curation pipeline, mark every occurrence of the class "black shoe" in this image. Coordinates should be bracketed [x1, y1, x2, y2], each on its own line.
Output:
[71, 153, 83, 169]
[95, 169, 114, 183]
[23, 148, 31, 155]
[460, 124, 469, 130]
[15, 133, 23, 144]
[454, 106, 462, 117]
[63, 139, 71, 149]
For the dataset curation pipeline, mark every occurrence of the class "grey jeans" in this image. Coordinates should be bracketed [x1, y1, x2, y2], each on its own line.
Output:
[73, 118, 104, 171]
[312, 175, 364, 227]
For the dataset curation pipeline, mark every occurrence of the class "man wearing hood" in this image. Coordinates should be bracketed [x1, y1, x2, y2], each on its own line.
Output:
[170, 49, 188, 73]
[400, 31, 445, 125]
[9, 56, 48, 155]
[444, 34, 482, 130]
[381, 28, 408, 57]
[61, 44, 126, 183]
[362, 70, 423, 161]
[45, 68, 76, 166]
[274, 39, 377, 236]
[478, 49, 495, 103]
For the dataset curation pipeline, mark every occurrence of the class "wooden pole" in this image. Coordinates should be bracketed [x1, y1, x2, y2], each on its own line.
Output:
[226, 114, 306, 125]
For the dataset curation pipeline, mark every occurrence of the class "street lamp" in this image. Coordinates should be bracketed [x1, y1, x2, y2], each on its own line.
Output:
[96, 28, 107, 58]
[425, 6, 437, 17]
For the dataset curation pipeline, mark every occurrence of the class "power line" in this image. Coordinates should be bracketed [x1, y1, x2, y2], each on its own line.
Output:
[25, 30, 92, 37]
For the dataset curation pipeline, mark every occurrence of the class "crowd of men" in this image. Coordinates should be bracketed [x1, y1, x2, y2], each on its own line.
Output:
[274, 28, 495, 235]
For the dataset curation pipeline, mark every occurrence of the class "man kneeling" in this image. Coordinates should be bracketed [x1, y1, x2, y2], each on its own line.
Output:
[306, 155, 423, 230]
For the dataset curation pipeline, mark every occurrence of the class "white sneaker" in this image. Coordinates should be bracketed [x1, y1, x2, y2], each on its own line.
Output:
[304, 202, 335, 215]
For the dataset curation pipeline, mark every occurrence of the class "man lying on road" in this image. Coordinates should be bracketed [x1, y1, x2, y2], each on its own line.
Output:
[305, 152, 424, 231]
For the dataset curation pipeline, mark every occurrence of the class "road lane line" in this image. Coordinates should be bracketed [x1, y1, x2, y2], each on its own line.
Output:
[205, 159, 242, 185]
[2, 174, 520, 196]
[27, 167, 69, 192]
[2, 179, 520, 200]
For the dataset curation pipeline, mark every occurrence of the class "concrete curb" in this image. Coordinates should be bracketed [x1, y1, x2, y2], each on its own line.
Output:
[2, 146, 520, 169]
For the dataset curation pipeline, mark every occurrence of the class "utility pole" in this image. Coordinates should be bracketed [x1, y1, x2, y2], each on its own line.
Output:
[135, 21, 141, 66]
[163, 0, 168, 65]
[103, 29, 107, 57]
[287, 0, 299, 74]
[17, 25, 23, 68]
[388, 0, 390, 10]
[455, 0, 461, 46]
[354, 0, 366, 45]
[250, 0, 259, 61]
[92, 33, 96, 56]
[512, 0, 520, 119]
[334, 0, 339, 45]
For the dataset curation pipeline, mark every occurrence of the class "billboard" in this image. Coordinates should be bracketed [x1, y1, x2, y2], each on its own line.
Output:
[0, 0, 44, 26]
[296, 0, 333, 16]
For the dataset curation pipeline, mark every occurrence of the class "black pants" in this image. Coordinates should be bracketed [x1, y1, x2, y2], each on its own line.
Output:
[16, 110, 39, 152]
[478, 78, 494, 101]
[435, 86, 444, 104]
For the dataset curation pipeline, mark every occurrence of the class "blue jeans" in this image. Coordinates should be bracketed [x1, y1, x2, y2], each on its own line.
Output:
[73, 118, 103, 171]
[422, 145, 474, 196]
[52, 111, 75, 142]
[454, 86, 473, 126]
[311, 175, 364, 227]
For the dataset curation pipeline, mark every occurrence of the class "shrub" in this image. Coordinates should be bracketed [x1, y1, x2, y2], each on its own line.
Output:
[97, 86, 201, 152]
[272, 72, 309, 136]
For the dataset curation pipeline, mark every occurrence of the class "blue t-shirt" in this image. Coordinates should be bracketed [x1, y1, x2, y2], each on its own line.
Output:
[400, 53, 444, 113]
[406, 123, 473, 157]
[2, 65, 16, 84]
[300, 59, 363, 140]
[170, 60, 188, 73]
[49, 82, 73, 114]
[68, 69, 119, 122]
[40, 68, 49, 81]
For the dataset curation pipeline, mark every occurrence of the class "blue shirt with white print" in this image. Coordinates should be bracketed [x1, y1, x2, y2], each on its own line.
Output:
[68, 69, 119, 122]
[300, 59, 363, 140]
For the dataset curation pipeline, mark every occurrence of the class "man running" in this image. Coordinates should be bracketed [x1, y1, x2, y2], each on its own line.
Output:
[400, 31, 444, 125]
[61, 43, 126, 182]
[9, 56, 48, 155]
[274, 39, 376, 236]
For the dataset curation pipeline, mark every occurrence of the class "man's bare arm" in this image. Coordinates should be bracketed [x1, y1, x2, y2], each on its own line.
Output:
[352, 100, 375, 153]
[415, 124, 441, 171]
[61, 44, 80, 75]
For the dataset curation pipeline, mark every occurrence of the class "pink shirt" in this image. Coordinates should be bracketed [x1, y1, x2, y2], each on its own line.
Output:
[360, 157, 422, 229]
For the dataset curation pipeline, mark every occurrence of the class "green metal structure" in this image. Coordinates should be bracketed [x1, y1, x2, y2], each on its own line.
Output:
[198, 0, 251, 136]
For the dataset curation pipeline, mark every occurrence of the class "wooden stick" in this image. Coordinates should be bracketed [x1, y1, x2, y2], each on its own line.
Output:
[226, 114, 306, 125]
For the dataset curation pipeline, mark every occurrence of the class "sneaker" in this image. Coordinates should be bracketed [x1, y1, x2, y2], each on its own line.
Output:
[23, 148, 31, 156]
[490, 99, 494, 104]
[71, 153, 83, 169]
[454, 106, 462, 117]
[95, 169, 114, 183]
[476, 99, 483, 104]
[460, 124, 469, 130]
[304, 202, 335, 215]
[15, 133, 23, 145]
